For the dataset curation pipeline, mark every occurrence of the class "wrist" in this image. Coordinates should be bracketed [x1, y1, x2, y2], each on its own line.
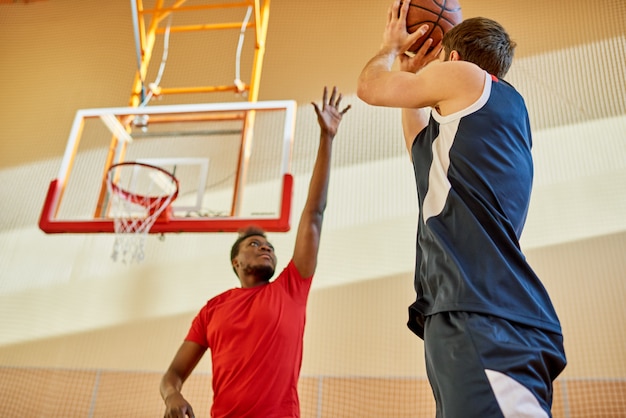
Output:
[378, 44, 400, 58]
[164, 391, 181, 403]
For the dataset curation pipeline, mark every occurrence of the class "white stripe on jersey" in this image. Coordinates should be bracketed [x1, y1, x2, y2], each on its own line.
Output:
[422, 119, 458, 222]
[421, 72, 493, 223]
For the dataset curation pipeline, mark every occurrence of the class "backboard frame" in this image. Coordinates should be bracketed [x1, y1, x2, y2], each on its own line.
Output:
[39, 100, 296, 234]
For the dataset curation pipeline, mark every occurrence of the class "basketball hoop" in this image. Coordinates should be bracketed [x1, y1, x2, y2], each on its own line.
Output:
[106, 162, 179, 263]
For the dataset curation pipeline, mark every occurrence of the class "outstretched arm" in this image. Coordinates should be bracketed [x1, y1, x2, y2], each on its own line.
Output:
[292, 86, 350, 278]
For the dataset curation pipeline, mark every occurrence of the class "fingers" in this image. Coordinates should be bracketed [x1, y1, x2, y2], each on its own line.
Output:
[387, 0, 397, 24]
[320, 86, 339, 108]
[311, 101, 321, 117]
[334, 91, 342, 108]
[408, 24, 430, 44]
[398, 0, 410, 22]
[416, 38, 434, 56]
[429, 41, 444, 58]
[317, 86, 350, 115]
[315, 86, 328, 110]
[388, 1, 408, 27]
[328, 86, 337, 107]
[410, 38, 443, 69]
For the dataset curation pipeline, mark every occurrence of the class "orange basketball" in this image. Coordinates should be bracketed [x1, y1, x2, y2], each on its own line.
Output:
[405, 0, 462, 54]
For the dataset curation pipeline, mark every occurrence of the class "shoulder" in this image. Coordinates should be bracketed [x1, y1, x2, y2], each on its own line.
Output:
[272, 260, 313, 300]
[274, 260, 308, 282]
[431, 65, 490, 117]
[421, 60, 484, 87]
[493, 77, 525, 102]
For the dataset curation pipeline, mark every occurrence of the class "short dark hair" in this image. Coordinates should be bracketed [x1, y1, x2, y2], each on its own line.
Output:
[230, 226, 267, 263]
[442, 17, 516, 78]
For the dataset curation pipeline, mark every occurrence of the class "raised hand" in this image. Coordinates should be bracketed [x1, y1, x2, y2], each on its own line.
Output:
[383, 0, 429, 55]
[399, 38, 443, 74]
[312, 86, 351, 138]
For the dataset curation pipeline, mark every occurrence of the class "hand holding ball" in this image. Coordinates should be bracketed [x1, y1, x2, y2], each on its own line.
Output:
[404, 0, 462, 54]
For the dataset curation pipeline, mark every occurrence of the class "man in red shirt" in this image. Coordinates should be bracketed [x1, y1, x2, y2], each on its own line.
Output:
[160, 86, 350, 418]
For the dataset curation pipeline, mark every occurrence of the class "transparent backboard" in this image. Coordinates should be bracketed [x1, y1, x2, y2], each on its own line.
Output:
[39, 100, 296, 233]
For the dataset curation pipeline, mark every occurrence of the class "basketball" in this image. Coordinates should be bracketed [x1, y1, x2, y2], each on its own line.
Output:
[404, 0, 463, 54]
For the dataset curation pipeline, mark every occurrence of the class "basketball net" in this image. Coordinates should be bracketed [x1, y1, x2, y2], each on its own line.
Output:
[106, 162, 179, 263]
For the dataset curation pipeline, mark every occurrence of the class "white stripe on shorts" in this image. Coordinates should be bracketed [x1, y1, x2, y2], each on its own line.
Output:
[485, 369, 548, 417]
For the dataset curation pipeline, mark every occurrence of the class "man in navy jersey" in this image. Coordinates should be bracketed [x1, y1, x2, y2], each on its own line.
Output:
[357, 1, 566, 416]
[160, 87, 350, 418]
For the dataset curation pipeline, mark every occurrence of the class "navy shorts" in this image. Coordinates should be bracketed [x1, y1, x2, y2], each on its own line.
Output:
[423, 311, 566, 418]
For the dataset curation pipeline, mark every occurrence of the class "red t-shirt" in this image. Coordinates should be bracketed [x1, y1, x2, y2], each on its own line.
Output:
[185, 260, 312, 418]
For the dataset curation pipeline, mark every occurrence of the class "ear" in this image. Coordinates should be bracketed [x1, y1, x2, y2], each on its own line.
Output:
[449, 50, 461, 61]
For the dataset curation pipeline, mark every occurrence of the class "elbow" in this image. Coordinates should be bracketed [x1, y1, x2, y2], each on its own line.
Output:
[303, 207, 325, 230]
[356, 79, 373, 104]
[357, 77, 385, 106]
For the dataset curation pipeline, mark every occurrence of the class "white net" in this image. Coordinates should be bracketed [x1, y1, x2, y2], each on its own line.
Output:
[106, 162, 179, 263]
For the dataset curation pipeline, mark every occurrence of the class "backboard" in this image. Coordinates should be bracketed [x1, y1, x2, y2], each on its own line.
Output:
[39, 100, 296, 234]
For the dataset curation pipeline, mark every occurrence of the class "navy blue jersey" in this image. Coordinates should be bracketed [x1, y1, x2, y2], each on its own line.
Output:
[408, 72, 562, 339]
